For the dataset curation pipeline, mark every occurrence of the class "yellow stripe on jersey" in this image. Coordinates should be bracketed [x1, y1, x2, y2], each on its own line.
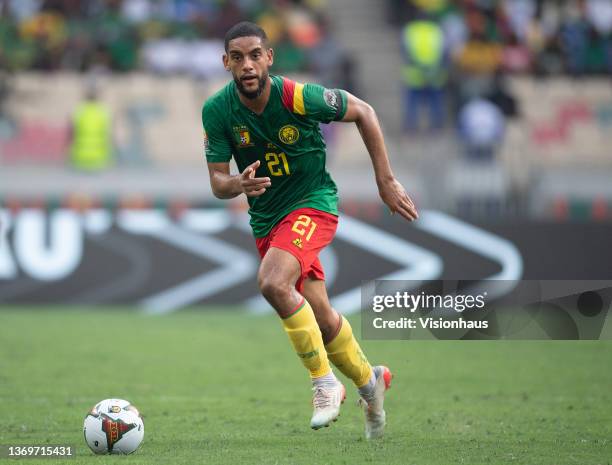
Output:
[293, 82, 306, 115]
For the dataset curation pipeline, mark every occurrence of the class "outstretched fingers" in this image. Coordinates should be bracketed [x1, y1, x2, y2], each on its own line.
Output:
[241, 160, 271, 197]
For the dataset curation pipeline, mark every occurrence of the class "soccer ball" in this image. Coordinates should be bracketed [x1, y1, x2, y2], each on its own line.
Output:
[83, 398, 144, 455]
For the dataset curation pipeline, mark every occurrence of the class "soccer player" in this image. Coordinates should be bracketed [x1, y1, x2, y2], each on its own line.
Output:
[203, 22, 418, 439]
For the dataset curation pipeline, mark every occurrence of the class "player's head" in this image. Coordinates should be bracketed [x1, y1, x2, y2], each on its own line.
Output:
[223, 21, 273, 100]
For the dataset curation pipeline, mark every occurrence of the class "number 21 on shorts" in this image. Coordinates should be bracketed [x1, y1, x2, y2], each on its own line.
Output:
[291, 215, 317, 241]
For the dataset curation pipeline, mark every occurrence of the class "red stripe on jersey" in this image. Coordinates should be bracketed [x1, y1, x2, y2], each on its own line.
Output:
[281, 78, 296, 111]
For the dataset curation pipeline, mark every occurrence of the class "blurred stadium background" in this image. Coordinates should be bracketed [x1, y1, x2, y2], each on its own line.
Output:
[0, 0, 611, 312]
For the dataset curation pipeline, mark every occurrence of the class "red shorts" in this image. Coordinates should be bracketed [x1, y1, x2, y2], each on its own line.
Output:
[255, 208, 338, 292]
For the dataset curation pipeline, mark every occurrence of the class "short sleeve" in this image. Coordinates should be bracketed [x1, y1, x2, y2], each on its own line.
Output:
[302, 83, 347, 123]
[280, 78, 347, 124]
[202, 101, 232, 163]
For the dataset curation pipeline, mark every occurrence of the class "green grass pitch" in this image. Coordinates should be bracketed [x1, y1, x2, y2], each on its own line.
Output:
[1, 308, 611, 465]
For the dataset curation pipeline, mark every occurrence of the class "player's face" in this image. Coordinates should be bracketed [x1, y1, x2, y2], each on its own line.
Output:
[224, 36, 273, 100]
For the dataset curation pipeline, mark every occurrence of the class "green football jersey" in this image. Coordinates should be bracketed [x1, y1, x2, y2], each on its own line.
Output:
[202, 75, 348, 238]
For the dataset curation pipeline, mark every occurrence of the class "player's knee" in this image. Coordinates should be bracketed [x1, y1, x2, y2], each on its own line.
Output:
[258, 272, 290, 303]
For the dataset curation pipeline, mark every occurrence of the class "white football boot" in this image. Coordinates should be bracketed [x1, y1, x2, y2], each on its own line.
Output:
[310, 381, 346, 430]
[359, 365, 393, 439]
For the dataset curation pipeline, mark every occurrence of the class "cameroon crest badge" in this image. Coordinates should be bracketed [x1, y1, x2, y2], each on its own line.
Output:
[279, 125, 299, 145]
[233, 125, 254, 147]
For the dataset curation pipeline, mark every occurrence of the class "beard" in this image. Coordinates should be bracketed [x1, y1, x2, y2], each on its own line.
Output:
[234, 71, 268, 100]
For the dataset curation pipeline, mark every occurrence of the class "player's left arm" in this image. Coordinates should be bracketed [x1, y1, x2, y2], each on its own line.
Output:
[341, 92, 418, 221]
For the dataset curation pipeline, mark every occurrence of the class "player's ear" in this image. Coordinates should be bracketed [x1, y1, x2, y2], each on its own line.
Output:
[266, 47, 274, 66]
[222, 54, 230, 71]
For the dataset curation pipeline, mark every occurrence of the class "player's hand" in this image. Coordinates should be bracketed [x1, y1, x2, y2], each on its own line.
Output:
[240, 160, 271, 197]
[378, 177, 418, 221]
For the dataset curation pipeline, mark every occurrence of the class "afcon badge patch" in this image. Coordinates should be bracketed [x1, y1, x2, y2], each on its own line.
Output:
[203, 129, 209, 151]
[278, 125, 300, 145]
[324, 89, 339, 110]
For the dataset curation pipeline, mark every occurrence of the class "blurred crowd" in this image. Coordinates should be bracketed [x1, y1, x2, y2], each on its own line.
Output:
[0, 0, 349, 85]
[391, 0, 612, 76]
[393, 0, 612, 154]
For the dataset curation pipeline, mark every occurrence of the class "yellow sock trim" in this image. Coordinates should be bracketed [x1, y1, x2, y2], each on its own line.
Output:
[281, 299, 331, 379]
[325, 316, 372, 387]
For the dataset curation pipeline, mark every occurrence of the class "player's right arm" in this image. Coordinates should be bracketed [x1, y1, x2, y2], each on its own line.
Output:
[203, 99, 271, 199]
[207, 160, 271, 198]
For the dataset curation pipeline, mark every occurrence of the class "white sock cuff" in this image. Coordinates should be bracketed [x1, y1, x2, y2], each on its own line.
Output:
[312, 371, 338, 388]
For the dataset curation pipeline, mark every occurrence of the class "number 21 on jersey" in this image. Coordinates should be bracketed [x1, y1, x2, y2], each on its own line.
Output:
[266, 152, 290, 176]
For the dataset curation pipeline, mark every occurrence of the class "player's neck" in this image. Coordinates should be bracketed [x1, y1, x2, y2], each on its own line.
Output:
[237, 77, 272, 115]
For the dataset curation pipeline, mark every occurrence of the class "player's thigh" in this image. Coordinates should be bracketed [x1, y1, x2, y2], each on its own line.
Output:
[257, 246, 302, 290]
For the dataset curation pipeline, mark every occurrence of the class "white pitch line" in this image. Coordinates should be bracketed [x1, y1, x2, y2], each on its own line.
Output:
[331, 215, 443, 314]
[414, 210, 523, 300]
[111, 210, 256, 315]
